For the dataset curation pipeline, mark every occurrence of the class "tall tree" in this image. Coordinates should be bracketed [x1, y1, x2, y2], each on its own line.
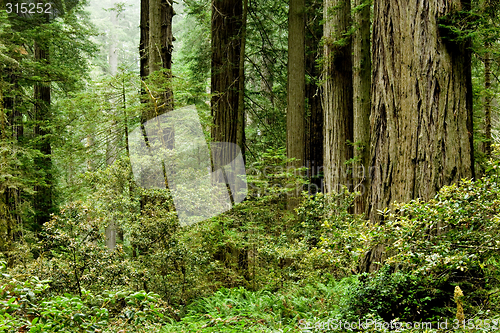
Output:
[323, 0, 353, 195]
[108, 8, 118, 76]
[287, 0, 306, 204]
[211, 0, 243, 148]
[352, 0, 371, 215]
[484, 49, 492, 156]
[305, 0, 323, 194]
[237, 0, 248, 159]
[33, 40, 54, 228]
[105, 7, 119, 250]
[140, 0, 150, 81]
[211, 0, 249, 280]
[135, 0, 175, 253]
[146, 0, 174, 118]
[363, 0, 474, 272]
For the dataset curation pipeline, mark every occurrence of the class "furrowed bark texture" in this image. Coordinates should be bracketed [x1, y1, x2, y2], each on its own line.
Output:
[323, 0, 353, 194]
[149, 0, 161, 73]
[368, 0, 474, 224]
[287, 0, 306, 205]
[211, 0, 242, 149]
[352, 0, 371, 215]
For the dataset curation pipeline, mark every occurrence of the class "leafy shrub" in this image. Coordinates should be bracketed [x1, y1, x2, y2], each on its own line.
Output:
[0, 262, 175, 332]
[341, 265, 446, 323]
[294, 191, 373, 280]
[344, 166, 500, 323]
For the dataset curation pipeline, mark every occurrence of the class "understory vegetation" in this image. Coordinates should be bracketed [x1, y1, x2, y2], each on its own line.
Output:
[2, 150, 500, 332]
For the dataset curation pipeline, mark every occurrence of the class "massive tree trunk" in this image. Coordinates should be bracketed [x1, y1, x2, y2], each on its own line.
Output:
[211, 0, 242, 147]
[33, 41, 53, 228]
[363, 0, 474, 272]
[287, 0, 306, 206]
[211, 0, 248, 281]
[352, 0, 371, 215]
[323, 0, 353, 195]
[305, 0, 323, 195]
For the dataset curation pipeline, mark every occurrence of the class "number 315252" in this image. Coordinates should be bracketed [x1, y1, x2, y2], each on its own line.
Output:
[6, 2, 52, 14]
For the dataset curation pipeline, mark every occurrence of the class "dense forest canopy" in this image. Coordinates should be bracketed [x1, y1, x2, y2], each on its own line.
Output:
[1, 0, 500, 331]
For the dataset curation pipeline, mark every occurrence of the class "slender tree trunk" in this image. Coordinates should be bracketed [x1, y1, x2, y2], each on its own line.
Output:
[305, 0, 323, 195]
[261, 54, 275, 119]
[0, 87, 12, 241]
[323, 0, 353, 195]
[109, 9, 118, 76]
[105, 125, 117, 249]
[162, 0, 175, 110]
[33, 41, 53, 229]
[86, 134, 93, 171]
[484, 50, 492, 157]
[287, 0, 306, 208]
[237, 0, 248, 159]
[237, 0, 249, 281]
[4, 73, 23, 240]
[140, 0, 149, 81]
[352, 0, 371, 215]
[105, 9, 119, 250]
[363, 0, 474, 272]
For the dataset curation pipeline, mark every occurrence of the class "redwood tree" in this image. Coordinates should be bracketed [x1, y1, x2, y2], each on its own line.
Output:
[305, 0, 323, 194]
[287, 0, 306, 205]
[323, 0, 353, 195]
[211, 0, 243, 150]
[363, 0, 474, 272]
[33, 41, 54, 228]
[352, 0, 371, 215]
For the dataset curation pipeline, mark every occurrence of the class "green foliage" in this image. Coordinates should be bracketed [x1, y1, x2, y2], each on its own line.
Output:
[162, 278, 353, 332]
[0, 262, 174, 332]
[438, 1, 500, 51]
[341, 265, 446, 323]
[173, 0, 211, 108]
[37, 200, 134, 295]
[341, 159, 500, 323]
[295, 191, 372, 279]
